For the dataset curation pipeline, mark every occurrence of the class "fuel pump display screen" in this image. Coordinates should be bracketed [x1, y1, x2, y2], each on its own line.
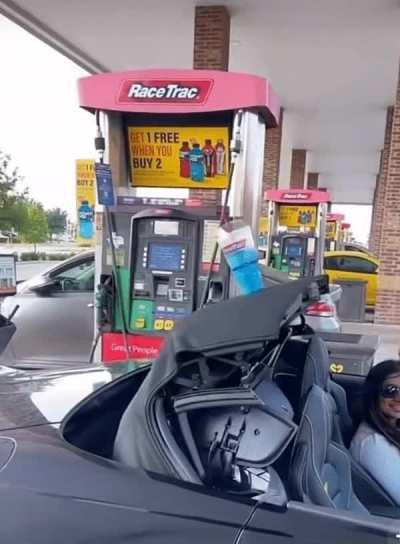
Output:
[286, 243, 303, 257]
[149, 243, 184, 271]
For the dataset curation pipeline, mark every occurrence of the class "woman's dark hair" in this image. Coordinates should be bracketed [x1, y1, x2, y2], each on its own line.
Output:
[364, 359, 400, 448]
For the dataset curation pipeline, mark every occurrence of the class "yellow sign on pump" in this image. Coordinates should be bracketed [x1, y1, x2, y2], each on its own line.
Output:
[76, 159, 96, 246]
[128, 126, 230, 189]
[326, 221, 337, 240]
[259, 216, 269, 235]
[278, 205, 317, 228]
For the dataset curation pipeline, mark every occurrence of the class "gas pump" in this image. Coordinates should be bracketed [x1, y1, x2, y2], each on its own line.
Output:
[77, 69, 280, 364]
[325, 213, 345, 251]
[265, 189, 330, 278]
[341, 222, 352, 246]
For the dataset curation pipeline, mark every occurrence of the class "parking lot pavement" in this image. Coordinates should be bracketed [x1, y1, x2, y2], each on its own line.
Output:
[342, 321, 400, 363]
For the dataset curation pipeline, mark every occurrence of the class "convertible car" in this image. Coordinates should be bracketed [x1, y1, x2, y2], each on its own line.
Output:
[0, 279, 398, 543]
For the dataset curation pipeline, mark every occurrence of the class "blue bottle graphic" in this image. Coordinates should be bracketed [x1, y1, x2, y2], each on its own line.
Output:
[219, 222, 264, 295]
[78, 200, 94, 239]
[189, 143, 205, 182]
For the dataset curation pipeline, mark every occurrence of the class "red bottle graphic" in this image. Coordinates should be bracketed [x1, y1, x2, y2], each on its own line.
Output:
[179, 141, 191, 178]
[215, 139, 226, 175]
[202, 139, 216, 177]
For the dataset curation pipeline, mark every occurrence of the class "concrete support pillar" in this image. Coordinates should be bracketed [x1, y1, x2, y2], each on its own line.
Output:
[369, 107, 394, 256]
[375, 67, 400, 324]
[261, 108, 283, 213]
[307, 172, 319, 190]
[290, 149, 307, 189]
[189, 6, 230, 204]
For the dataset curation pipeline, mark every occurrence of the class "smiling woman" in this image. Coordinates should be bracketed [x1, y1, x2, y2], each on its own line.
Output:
[351, 360, 400, 504]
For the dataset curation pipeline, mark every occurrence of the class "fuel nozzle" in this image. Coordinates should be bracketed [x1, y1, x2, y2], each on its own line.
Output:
[94, 126, 106, 163]
[94, 110, 106, 163]
[230, 109, 243, 163]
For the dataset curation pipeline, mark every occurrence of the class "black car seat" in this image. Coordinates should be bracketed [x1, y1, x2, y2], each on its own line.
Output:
[300, 335, 353, 445]
[299, 335, 397, 509]
[290, 384, 367, 512]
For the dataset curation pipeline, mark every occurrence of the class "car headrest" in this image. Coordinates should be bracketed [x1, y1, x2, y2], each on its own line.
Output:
[300, 335, 331, 401]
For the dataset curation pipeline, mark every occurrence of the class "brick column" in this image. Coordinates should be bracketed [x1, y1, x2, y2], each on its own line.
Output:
[190, 6, 230, 204]
[261, 108, 283, 213]
[290, 149, 307, 189]
[307, 172, 319, 189]
[369, 107, 394, 256]
[375, 68, 400, 324]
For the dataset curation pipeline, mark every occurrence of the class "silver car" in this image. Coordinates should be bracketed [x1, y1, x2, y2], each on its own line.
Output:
[0, 252, 95, 369]
[0, 252, 341, 369]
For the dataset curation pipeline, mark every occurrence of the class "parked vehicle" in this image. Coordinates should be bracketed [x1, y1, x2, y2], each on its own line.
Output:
[0, 251, 94, 368]
[0, 278, 396, 544]
[324, 250, 379, 306]
[261, 266, 342, 332]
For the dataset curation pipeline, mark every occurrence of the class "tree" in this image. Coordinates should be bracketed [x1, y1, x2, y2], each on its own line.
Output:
[0, 150, 29, 235]
[21, 201, 49, 253]
[46, 207, 67, 237]
[0, 151, 20, 207]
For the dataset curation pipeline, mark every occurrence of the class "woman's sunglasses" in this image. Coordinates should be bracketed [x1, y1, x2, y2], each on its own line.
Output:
[380, 384, 400, 400]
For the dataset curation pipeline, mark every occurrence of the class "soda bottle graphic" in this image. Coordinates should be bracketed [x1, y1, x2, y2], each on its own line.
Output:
[189, 143, 205, 182]
[215, 139, 226, 175]
[78, 200, 94, 239]
[179, 141, 191, 178]
[202, 139, 216, 177]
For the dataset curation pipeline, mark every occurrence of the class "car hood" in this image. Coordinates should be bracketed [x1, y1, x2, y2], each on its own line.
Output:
[0, 364, 113, 431]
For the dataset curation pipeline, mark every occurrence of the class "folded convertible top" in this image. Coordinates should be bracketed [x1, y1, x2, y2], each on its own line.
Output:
[170, 277, 315, 356]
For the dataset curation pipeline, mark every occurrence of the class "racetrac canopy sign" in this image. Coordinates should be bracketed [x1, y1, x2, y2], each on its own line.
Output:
[118, 80, 212, 104]
[78, 68, 280, 126]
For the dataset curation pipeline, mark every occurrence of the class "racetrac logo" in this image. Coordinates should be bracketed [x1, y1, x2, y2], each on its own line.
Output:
[118, 79, 213, 104]
[282, 192, 310, 200]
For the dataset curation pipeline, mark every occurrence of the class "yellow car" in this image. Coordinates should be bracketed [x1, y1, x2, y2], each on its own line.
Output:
[324, 250, 379, 306]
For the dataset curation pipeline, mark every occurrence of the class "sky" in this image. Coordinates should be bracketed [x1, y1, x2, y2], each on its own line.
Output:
[0, 14, 372, 244]
[0, 15, 94, 218]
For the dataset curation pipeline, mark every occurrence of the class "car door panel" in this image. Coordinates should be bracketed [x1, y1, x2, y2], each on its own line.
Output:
[0, 256, 95, 366]
[241, 501, 400, 544]
[1, 423, 253, 544]
[8, 291, 94, 365]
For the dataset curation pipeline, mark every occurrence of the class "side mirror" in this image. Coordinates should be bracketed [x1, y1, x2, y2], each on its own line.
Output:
[30, 277, 59, 294]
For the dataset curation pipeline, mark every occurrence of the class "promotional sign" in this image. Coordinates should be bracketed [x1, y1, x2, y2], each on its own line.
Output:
[128, 126, 230, 189]
[259, 216, 269, 235]
[0, 255, 16, 296]
[279, 205, 317, 228]
[95, 163, 116, 206]
[102, 332, 165, 363]
[326, 221, 337, 239]
[76, 159, 96, 246]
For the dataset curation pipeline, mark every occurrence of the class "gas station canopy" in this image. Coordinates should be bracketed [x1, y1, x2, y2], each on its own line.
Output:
[1, 0, 400, 204]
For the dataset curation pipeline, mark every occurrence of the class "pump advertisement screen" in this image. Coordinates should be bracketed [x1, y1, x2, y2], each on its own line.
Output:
[279, 205, 317, 228]
[128, 126, 230, 189]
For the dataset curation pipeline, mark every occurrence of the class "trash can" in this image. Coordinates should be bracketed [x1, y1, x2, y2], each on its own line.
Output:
[321, 331, 380, 376]
[335, 280, 367, 322]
